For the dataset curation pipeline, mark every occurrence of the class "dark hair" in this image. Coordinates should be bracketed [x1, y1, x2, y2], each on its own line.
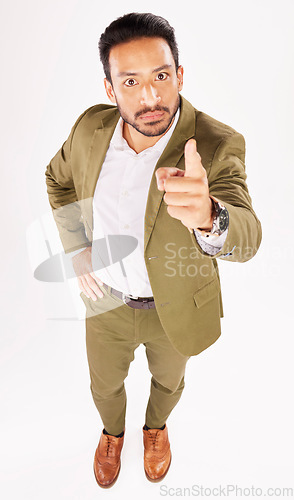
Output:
[98, 12, 179, 83]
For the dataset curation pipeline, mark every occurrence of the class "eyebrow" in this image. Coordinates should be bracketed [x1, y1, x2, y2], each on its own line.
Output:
[117, 64, 173, 78]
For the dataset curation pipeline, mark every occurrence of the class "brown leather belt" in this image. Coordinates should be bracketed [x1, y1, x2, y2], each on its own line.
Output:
[110, 287, 155, 309]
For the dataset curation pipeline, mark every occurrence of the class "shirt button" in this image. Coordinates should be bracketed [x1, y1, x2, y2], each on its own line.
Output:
[124, 224, 130, 229]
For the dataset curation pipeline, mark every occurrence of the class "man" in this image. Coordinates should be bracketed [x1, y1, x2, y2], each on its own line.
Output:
[45, 12, 262, 488]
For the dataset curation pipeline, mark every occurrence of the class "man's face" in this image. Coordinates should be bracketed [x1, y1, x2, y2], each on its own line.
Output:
[104, 37, 183, 137]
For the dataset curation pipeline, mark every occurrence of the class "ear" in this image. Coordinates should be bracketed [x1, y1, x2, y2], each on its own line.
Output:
[104, 78, 116, 104]
[177, 65, 184, 92]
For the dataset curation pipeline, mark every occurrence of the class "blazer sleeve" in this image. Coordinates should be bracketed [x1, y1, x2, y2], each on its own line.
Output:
[45, 110, 92, 254]
[190, 131, 262, 262]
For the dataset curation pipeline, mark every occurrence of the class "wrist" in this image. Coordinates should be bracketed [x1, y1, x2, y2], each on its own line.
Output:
[195, 198, 229, 237]
[196, 198, 216, 231]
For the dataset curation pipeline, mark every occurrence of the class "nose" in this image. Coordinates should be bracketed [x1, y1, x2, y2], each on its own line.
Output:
[140, 85, 161, 107]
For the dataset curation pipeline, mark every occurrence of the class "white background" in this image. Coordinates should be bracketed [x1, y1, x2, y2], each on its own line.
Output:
[1, 0, 294, 498]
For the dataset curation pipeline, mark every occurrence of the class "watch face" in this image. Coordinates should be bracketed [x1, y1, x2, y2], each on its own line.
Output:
[219, 208, 229, 232]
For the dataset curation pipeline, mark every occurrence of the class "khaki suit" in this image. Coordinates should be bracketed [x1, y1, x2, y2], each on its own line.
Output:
[45, 95, 261, 433]
[46, 94, 262, 355]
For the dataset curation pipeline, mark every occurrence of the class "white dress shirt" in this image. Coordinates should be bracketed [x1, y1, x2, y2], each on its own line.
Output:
[92, 107, 227, 297]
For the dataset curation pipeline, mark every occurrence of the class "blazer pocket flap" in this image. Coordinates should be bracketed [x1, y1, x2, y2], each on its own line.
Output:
[193, 278, 220, 308]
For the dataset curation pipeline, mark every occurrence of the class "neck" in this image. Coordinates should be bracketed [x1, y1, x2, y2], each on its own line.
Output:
[122, 118, 175, 154]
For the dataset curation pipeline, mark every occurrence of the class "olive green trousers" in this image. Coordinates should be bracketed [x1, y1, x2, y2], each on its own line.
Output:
[82, 284, 190, 436]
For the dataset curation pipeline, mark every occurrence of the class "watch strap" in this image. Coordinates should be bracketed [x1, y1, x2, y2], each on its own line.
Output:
[196, 198, 229, 237]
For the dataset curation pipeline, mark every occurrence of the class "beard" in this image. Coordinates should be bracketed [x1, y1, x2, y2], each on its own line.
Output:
[116, 94, 180, 137]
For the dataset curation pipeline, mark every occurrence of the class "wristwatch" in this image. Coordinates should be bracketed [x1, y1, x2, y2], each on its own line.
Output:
[196, 197, 229, 237]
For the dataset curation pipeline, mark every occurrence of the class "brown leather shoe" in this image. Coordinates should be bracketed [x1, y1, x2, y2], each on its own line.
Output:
[93, 429, 124, 488]
[143, 425, 172, 482]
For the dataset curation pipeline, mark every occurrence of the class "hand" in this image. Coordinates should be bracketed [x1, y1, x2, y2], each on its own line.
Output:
[72, 246, 104, 301]
[155, 138, 214, 231]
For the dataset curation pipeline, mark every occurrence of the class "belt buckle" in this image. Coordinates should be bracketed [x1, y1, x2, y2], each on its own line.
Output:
[122, 293, 138, 305]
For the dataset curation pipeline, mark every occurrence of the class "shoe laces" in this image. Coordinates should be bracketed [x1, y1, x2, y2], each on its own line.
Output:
[105, 435, 117, 456]
[147, 430, 160, 450]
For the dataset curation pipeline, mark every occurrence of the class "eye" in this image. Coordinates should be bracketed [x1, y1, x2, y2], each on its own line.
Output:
[124, 78, 138, 87]
[156, 72, 168, 81]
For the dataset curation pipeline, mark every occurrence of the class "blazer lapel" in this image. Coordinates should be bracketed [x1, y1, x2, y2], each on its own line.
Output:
[80, 107, 120, 232]
[144, 95, 197, 252]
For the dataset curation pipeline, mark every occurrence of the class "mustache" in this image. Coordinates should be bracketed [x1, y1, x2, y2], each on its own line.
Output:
[134, 106, 170, 119]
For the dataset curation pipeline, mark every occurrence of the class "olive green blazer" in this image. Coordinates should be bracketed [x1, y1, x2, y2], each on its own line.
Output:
[45, 95, 262, 356]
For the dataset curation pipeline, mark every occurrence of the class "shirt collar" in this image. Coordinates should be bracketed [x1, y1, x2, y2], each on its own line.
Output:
[110, 106, 180, 156]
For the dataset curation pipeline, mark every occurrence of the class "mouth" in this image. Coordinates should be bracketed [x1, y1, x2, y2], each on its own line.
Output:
[139, 111, 165, 121]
